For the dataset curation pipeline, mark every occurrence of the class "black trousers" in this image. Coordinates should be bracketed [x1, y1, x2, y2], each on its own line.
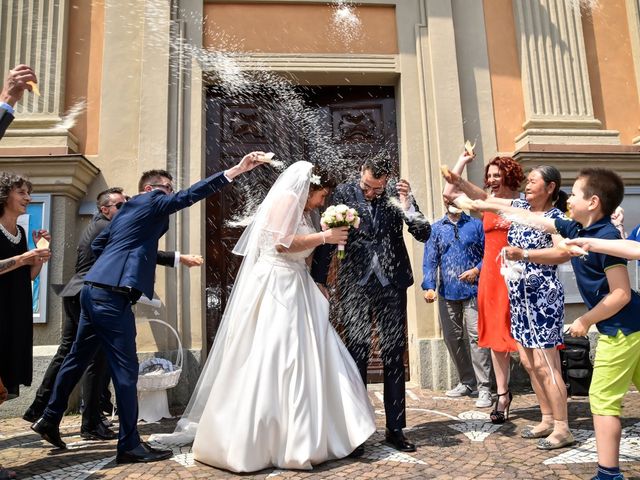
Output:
[339, 276, 407, 430]
[27, 293, 109, 430]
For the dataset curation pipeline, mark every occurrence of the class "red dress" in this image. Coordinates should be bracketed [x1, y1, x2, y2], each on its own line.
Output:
[477, 211, 517, 352]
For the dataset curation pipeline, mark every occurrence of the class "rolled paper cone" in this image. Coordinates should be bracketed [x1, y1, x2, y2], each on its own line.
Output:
[36, 237, 49, 249]
[258, 152, 276, 163]
[464, 140, 476, 155]
[27, 81, 40, 96]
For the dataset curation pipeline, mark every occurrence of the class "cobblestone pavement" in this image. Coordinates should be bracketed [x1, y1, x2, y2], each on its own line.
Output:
[1, 387, 640, 479]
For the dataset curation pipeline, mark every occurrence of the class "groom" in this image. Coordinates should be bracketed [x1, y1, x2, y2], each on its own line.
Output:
[31, 152, 264, 463]
[312, 158, 430, 455]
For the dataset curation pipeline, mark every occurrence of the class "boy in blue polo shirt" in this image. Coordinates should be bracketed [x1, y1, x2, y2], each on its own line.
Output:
[476, 168, 639, 480]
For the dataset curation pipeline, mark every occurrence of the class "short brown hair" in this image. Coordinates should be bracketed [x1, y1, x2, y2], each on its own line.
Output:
[576, 168, 624, 217]
[0, 172, 32, 217]
[138, 169, 173, 192]
[484, 156, 524, 191]
[96, 187, 124, 208]
[362, 158, 393, 179]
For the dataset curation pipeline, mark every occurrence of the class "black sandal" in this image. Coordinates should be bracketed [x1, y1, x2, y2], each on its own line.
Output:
[489, 390, 512, 424]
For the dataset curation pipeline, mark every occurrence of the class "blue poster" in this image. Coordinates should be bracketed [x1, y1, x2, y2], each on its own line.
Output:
[18, 194, 50, 323]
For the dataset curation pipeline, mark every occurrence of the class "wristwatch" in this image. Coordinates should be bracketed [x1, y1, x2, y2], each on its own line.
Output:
[522, 249, 529, 261]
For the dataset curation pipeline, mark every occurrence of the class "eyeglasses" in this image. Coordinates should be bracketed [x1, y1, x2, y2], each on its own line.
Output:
[104, 202, 124, 210]
[149, 183, 174, 193]
[359, 180, 385, 195]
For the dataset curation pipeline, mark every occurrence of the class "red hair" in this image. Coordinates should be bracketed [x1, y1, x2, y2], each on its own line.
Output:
[484, 156, 524, 191]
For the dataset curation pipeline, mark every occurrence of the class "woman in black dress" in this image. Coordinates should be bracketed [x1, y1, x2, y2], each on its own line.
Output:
[0, 172, 50, 401]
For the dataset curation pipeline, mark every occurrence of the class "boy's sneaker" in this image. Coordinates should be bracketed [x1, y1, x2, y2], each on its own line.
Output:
[475, 390, 493, 408]
[446, 383, 475, 397]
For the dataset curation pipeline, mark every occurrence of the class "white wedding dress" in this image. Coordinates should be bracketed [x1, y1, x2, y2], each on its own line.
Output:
[190, 213, 376, 472]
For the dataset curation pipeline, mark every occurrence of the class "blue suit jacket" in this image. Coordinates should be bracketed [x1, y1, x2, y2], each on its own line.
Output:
[0, 106, 14, 139]
[85, 172, 229, 299]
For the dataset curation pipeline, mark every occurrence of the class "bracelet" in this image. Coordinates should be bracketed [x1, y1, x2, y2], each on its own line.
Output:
[321, 232, 326, 245]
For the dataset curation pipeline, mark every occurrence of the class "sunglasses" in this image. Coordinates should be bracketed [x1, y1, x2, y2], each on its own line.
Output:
[104, 202, 124, 210]
[359, 180, 385, 195]
[149, 183, 174, 193]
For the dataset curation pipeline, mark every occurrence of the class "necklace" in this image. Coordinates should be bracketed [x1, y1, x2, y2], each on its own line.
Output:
[0, 222, 21, 244]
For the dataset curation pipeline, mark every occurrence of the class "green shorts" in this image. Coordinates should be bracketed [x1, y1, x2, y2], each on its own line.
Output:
[590, 330, 640, 416]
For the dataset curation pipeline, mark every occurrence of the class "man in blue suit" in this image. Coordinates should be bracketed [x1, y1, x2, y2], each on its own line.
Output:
[25, 187, 202, 439]
[0, 64, 37, 140]
[32, 152, 264, 463]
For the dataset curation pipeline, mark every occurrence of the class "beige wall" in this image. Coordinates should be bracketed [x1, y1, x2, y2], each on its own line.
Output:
[26, 0, 640, 382]
[483, 0, 525, 153]
[483, 0, 640, 152]
[583, 0, 640, 144]
[65, 0, 104, 155]
[204, 3, 398, 54]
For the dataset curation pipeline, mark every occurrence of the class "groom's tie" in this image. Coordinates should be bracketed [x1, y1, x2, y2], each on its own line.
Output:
[370, 198, 378, 222]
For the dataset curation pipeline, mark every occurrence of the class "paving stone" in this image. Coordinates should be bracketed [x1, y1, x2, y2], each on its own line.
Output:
[2, 389, 640, 478]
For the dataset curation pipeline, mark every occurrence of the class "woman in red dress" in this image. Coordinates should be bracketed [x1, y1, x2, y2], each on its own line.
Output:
[444, 153, 523, 423]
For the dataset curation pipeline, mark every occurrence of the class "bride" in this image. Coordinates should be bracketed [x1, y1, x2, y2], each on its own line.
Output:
[152, 161, 376, 472]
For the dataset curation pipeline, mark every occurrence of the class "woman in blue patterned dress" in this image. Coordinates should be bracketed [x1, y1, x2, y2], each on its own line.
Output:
[474, 166, 575, 450]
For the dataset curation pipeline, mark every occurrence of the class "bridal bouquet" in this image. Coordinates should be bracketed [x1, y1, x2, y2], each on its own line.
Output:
[320, 204, 360, 259]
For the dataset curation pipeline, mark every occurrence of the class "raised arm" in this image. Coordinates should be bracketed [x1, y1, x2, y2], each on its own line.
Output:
[443, 154, 491, 202]
[471, 200, 557, 234]
[395, 179, 431, 242]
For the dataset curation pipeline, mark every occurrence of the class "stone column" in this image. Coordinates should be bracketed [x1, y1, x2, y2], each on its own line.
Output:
[0, 0, 77, 152]
[512, 0, 619, 147]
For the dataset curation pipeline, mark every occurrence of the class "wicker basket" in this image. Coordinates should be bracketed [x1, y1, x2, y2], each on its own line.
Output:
[137, 318, 183, 392]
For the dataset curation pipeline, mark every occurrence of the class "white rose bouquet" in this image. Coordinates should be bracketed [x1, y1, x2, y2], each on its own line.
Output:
[320, 204, 360, 259]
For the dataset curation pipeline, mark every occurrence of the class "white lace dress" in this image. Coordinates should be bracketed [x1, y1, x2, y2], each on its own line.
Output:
[192, 214, 376, 472]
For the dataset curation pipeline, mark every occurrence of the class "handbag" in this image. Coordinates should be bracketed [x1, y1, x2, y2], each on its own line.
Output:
[560, 334, 593, 396]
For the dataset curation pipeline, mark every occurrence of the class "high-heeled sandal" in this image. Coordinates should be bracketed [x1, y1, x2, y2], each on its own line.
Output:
[489, 390, 512, 424]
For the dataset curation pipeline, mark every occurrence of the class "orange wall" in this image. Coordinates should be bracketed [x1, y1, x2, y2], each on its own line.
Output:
[583, 0, 640, 144]
[65, 0, 104, 155]
[204, 3, 397, 54]
[483, 0, 525, 153]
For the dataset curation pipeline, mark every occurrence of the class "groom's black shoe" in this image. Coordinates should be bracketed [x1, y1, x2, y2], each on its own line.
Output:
[116, 442, 173, 464]
[384, 428, 416, 452]
[348, 444, 365, 458]
[31, 417, 66, 449]
[81, 422, 117, 441]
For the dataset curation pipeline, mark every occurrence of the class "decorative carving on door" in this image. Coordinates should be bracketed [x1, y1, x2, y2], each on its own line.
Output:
[205, 86, 405, 383]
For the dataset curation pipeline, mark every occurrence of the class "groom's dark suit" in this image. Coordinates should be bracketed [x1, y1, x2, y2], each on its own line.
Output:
[312, 180, 430, 431]
[42, 172, 230, 452]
